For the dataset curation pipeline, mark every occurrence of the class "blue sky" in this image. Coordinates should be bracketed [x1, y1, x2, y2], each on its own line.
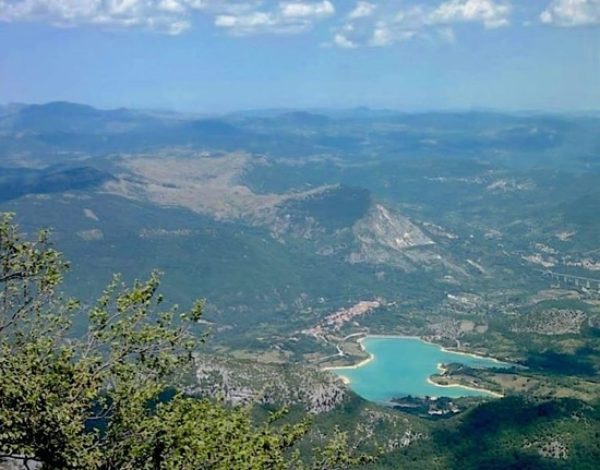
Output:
[1, 0, 599, 112]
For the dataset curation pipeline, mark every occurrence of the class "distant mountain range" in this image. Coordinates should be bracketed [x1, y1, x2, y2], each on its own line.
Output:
[1, 100, 600, 350]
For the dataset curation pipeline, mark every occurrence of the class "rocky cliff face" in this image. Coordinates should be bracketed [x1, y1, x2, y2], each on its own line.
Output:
[271, 191, 452, 272]
[349, 204, 439, 270]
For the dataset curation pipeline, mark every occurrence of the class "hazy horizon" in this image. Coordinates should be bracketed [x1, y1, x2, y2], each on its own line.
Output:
[2, 1, 599, 113]
[3, 100, 600, 116]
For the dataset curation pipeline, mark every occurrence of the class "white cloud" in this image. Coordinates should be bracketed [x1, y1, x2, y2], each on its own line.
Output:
[348, 1, 375, 20]
[428, 0, 511, 28]
[184, 1, 262, 14]
[371, 25, 415, 46]
[370, 23, 395, 46]
[0, 0, 334, 35]
[0, 0, 196, 33]
[215, 11, 277, 34]
[159, 0, 186, 14]
[333, 32, 356, 47]
[214, 1, 335, 35]
[332, 0, 512, 48]
[540, 0, 600, 26]
[280, 0, 334, 18]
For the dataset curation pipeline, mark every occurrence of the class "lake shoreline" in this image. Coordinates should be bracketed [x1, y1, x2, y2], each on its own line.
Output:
[325, 334, 506, 398]
[322, 336, 373, 383]
[428, 363, 503, 397]
[426, 376, 503, 398]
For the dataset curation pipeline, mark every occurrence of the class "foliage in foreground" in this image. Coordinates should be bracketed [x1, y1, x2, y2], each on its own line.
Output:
[0, 213, 372, 469]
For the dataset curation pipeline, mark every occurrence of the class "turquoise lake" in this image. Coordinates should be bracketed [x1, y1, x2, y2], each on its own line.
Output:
[331, 336, 506, 403]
